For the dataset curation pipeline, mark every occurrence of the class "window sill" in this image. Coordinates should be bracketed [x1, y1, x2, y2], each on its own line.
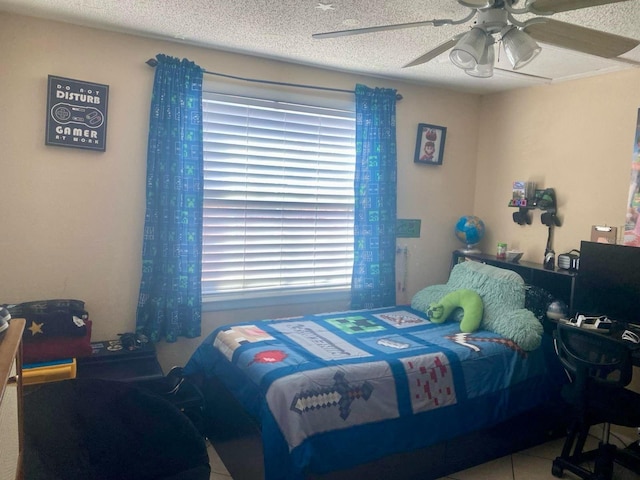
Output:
[202, 288, 351, 312]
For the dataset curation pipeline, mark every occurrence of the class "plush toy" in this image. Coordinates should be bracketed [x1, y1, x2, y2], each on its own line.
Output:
[426, 289, 483, 333]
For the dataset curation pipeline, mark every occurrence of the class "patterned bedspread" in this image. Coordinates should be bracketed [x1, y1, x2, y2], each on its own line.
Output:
[185, 306, 563, 480]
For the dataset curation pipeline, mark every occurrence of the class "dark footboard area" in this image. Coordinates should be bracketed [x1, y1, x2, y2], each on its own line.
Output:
[197, 374, 569, 480]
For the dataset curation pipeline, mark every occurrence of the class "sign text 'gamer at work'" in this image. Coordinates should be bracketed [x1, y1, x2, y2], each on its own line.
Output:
[46, 75, 109, 152]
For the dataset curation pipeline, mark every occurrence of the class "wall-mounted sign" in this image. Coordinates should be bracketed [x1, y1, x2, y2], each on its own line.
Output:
[396, 219, 421, 238]
[45, 75, 109, 152]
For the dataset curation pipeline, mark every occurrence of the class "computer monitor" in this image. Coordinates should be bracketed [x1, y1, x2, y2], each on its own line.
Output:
[572, 241, 640, 326]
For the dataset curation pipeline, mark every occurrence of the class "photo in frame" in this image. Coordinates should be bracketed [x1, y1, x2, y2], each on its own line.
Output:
[414, 123, 446, 165]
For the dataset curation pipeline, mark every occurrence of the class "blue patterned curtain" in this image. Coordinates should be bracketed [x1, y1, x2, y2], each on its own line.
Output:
[136, 54, 204, 342]
[350, 84, 398, 309]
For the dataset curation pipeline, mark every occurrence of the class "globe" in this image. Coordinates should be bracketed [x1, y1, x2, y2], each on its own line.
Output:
[546, 300, 568, 321]
[455, 215, 485, 253]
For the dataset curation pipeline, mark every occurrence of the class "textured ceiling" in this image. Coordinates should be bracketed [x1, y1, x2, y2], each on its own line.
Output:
[2, 0, 640, 94]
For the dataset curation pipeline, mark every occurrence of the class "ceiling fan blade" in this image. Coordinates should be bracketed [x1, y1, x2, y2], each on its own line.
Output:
[313, 20, 447, 39]
[403, 38, 459, 68]
[527, 0, 631, 14]
[494, 66, 552, 81]
[525, 19, 640, 58]
[313, 11, 476, 40]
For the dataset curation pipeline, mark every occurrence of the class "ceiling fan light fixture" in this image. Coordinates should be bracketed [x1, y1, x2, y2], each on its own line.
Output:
[449, 27, 487, 69]
[465, 41, 495, 78]
[502, 26, 541, 70]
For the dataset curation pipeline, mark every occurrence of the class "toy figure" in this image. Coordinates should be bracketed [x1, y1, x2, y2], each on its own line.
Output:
[419, 141, 436, 162]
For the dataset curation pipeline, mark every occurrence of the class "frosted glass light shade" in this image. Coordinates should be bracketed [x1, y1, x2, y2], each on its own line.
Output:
[457, 0, 494, 8]
[502, 27, 541, 70]
[465, 42, 495, 77]
[449, 28, 487, 69]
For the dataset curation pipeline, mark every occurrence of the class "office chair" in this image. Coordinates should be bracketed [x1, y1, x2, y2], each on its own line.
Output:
[552, 323, 640, 480]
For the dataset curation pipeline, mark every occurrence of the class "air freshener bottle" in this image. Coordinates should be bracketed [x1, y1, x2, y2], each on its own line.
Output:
[497, 243, 507, 260]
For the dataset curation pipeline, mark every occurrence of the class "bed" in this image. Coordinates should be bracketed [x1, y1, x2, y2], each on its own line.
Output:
[184, 262, 569, 480]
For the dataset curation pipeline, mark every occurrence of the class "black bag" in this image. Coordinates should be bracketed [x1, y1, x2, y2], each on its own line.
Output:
[135, 367, 206, 435]
[4, 299, 89, 341]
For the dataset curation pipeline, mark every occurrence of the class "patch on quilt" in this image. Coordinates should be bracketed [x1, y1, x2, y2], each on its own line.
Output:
[402, 352, 457, 414]
[266, 362, 398, 450]
[270, 321, 371, 360]
[373, 309, 430, 328]
[445, 332, 527, 358]
[213, 325, 274, 361]
[325, 315, 386, 334]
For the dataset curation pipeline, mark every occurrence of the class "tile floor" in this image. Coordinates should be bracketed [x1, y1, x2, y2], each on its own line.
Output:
[207, 440, 232, 479]
[206, 434, 640, 480]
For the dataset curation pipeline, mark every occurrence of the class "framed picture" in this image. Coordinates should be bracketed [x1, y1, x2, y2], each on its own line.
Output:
[45, 75, 109, 152]
[414, 123, 446, 165]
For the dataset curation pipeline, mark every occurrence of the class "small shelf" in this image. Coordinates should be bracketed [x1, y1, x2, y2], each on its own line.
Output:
[451, 251, 576, 313]
[508, 204, 536, 210]
[507, 201, 537, 209]
[509, 188, 559, 226]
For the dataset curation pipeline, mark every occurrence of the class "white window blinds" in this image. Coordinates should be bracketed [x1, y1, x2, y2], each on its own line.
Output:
[202, 92, 356, 298]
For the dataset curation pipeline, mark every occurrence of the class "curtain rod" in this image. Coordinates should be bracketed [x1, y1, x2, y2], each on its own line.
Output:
[145, 58, 402, 101]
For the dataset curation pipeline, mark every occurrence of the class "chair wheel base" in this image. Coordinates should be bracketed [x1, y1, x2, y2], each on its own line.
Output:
[552, 460, 564, 478]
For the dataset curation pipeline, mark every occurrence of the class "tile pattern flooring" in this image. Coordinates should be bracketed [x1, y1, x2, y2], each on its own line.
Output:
[206, 434, 640, 480]
[207, 441, 232, 480]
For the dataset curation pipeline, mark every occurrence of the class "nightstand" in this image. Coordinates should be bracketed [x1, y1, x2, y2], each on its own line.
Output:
[76, 339, 164, 382]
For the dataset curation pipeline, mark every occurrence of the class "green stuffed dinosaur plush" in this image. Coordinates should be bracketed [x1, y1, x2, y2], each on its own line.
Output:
[426, 288, 483, 333]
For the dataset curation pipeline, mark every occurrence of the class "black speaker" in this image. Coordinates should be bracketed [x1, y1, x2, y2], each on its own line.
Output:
[513, 210, 531, 225]
[558, 250, 580, 270]
[541, 211, 561, 227]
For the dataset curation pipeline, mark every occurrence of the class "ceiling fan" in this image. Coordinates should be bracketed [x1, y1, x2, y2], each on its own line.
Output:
[313, 0, 640, 78]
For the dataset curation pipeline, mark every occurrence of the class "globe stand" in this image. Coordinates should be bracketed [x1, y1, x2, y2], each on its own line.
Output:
[457, 244, 481, 254]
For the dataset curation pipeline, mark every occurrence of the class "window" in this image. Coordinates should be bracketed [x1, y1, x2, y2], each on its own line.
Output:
[201, 92, 356, 302]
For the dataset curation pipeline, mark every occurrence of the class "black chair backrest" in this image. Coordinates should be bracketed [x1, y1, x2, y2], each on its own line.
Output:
[555, 323, 633, 393]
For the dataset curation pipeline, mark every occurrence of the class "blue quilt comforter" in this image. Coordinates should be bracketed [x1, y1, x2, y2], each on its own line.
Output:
[185, 306, 563, 480]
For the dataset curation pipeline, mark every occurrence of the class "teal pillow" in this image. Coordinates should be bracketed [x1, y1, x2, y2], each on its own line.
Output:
[412, 261, 543, 350]
[411, 284, 454, 312]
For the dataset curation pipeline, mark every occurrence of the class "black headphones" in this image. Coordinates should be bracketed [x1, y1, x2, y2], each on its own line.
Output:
[0, 306, 10, 336]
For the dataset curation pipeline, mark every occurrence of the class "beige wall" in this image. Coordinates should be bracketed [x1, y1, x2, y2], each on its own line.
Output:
[4, 11, 639, 371]
[473, 69, 640, 437]
[4, 9, 639, 438]
[0, 13, 481, 369]
[474, 71, 640, 260]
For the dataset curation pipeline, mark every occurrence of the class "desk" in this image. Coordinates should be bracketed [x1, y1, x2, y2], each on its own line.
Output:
[0, 319, 25, 480]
